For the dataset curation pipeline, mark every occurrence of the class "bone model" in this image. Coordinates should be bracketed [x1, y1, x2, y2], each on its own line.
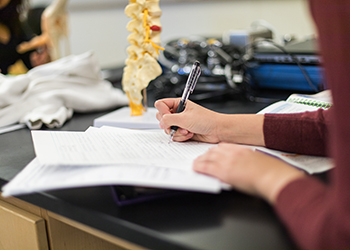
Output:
[122, 0, 164, 116]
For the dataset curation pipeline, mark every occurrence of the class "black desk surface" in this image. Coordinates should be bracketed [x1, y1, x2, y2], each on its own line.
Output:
[0, 98, 298, 250]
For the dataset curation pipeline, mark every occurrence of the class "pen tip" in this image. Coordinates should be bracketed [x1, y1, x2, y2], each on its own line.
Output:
[168, 131, 175, 143]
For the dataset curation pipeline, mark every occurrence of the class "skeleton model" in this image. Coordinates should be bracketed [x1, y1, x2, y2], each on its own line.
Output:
[17, 0, 70, 61]
[122, 0, 163, 116]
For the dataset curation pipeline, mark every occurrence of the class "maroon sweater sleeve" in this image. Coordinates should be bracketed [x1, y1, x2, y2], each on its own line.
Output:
[264, 109, 330, 156]
[267, 0, 350, 249]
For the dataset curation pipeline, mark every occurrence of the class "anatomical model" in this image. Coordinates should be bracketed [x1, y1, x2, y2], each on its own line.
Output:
[122, 0, 163, 116]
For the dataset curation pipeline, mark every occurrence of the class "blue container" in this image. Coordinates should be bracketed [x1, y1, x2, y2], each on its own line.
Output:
[246, 63, 325, 92]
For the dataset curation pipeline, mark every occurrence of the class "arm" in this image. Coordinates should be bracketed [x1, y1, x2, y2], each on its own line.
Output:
[157, 0, 350, 248]
[156, 98, 306, 203]
[155, 98, 330, 156]
[273, 0, 350, 248]
[264, 109, 330, 156]
[155, 98, 331, 204]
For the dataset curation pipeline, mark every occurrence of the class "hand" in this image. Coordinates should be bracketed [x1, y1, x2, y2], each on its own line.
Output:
[29, 46, 51, 67]
[155, 98, 220, 143]
[193, 143, 306, 204]
[155, 98, 265, 146]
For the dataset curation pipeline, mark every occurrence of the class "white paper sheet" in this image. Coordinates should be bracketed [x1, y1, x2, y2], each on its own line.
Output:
[31, 129, 215, 170]
[255, 146, 333, 174]
[2, 157, 221, 197]
[257, 101, 319, 114]
[2, 127, 223, 196]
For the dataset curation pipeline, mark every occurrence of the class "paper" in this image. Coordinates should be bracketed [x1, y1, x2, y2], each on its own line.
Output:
[0, 124, 26, 135]
[257, 101, 320, 114]
[255, 146, 333, 174]
[3, 128, 222, 196]
[31, 129, 215, 169]
[2, 157, 221, 197]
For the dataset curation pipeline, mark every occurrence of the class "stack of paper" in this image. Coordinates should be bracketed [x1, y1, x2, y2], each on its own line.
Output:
[2, 125, 333, 197]
[2, 127, 221, 197]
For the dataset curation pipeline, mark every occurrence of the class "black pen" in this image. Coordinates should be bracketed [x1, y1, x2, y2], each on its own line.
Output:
[169, 61, 201, 142]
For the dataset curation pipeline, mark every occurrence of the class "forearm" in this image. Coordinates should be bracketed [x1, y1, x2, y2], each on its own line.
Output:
[264, 110, 330, 156]
[216, 113, 265, 146]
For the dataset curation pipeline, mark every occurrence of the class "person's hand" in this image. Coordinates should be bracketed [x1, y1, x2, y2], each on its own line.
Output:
[155, 98, 220, 143]
[29, 46, 51, 67]
[155, 98, 265, 146]
[193, 143, 306, 204]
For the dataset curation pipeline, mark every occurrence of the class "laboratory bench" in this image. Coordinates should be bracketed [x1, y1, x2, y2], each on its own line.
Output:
[0, 96, 299, 250]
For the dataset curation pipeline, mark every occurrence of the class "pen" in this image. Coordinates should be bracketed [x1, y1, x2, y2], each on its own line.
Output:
[169, 61, 201, 142]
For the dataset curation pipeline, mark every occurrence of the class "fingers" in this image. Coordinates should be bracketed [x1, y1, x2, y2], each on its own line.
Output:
[155, 111, 164, 123]
[155, 98, 180, 128]
[157, 112, 180, 129]
[171, 129, 194, 142]
[161, 112, 183, 128]
[193, 144, 225, 176]
[154, 98, 180, 117]
[193, 143, 250, 181]
[155, 98, 178, 132]
[29, 47, 51, 67]
[193, 152, 217, 175]
[155, 98, 193, 140]
[17, 34, 49, 54]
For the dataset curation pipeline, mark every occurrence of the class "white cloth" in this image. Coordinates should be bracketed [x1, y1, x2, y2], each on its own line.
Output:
[0, 51, 129, 129]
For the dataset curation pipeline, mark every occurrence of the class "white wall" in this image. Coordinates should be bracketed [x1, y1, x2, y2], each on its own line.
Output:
[31, 0, 316, 68]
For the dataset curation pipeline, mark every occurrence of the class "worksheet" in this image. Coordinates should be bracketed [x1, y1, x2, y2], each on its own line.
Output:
[31, 129, 215, 169]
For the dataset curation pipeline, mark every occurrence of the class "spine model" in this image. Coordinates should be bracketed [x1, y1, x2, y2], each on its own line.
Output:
[122, 0, 164, 116]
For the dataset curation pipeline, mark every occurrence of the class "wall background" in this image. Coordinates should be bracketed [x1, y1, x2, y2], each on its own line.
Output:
[29, 0, 316, 69]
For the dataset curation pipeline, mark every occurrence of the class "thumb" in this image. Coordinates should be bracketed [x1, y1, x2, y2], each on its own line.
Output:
[162, 112, 188, 130]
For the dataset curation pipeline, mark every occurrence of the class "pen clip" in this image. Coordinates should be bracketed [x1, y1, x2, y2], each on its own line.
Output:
[188, 61, 201, 93]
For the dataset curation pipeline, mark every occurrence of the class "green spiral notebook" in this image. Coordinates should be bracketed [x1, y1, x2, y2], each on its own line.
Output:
[286, 90, 332, 109]
[258, 90, 332, 114]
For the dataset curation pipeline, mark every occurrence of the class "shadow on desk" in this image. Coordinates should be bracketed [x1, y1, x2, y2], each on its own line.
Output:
[38, 185, 298, 250]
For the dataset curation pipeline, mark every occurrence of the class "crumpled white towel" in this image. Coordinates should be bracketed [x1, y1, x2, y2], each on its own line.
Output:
[0, 51, 129, 129]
